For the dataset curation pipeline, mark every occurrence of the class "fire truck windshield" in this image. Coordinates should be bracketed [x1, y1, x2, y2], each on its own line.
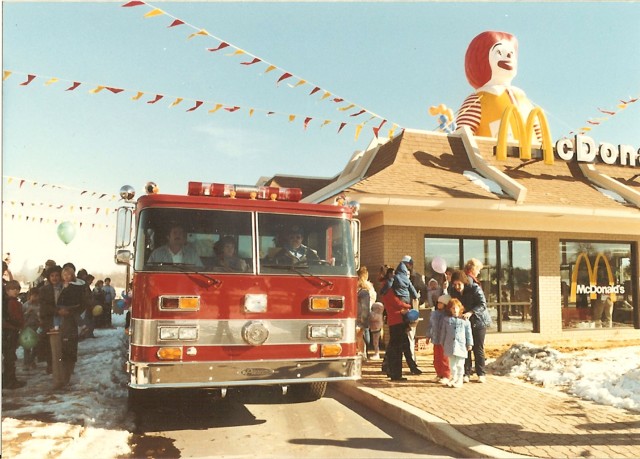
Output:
[134, 208, 356, 276]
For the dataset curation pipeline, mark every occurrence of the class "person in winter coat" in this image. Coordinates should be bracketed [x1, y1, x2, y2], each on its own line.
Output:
[426, 294, 451, 384]
[380, 287, 412, 381]
[2, 280, 26, 389]
[440, 298, 473, 388]
[448, 269, 491, 383]
[368, 302, 384, 360]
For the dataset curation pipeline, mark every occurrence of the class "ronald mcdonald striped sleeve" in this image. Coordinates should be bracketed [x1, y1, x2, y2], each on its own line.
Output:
[455, 93, 481, 133]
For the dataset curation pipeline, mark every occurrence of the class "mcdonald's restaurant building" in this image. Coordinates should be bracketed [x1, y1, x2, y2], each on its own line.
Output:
[261, 125, 640, 344]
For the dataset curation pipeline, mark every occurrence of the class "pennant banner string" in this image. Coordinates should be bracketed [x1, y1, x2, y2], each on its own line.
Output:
[4, 70, 385, 137]
[568, 93, 639, 136]
[3, 175, 119, 201]
[120, 1, 398, 128]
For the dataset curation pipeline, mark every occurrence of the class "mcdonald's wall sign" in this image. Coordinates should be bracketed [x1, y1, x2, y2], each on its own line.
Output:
[495, 105, 640, 168]
[569, 251, 624, 303]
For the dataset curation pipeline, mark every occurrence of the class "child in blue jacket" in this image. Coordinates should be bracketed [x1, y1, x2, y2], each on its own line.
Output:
[440, 298, 473, 388]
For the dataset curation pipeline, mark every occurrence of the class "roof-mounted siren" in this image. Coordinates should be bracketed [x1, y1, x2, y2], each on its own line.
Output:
[187, 182, 302, 202]
[145, 182, 159, 195]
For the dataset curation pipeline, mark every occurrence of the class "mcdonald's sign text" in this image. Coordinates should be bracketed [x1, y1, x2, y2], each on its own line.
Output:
[556, 135, 640, 167]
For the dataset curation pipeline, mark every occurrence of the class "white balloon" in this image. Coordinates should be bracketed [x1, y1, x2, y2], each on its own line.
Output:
[431, 256, 447, 274]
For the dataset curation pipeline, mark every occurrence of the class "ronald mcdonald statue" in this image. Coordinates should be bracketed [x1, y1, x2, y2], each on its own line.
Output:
[456, 31, 542, 142]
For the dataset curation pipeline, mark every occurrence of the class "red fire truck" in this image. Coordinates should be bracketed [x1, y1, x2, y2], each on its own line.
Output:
[115, 182, 361, 404]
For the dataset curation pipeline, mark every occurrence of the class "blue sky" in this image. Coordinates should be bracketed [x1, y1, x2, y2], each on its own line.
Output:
[2, 1, 639, 275]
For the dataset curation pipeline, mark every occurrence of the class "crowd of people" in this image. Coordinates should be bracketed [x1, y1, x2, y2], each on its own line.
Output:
[356, 255, 491, 387]
[2, 255, 117, 390]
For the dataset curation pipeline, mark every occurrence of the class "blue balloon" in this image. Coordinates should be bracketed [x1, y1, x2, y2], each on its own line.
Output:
[406, 309, 420, 322]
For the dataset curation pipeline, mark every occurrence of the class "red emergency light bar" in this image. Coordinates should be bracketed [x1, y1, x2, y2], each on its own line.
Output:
[187, 182, 303, 202]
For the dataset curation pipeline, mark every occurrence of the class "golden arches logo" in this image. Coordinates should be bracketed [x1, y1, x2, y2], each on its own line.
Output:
[496, 105, 554, 165]
[569, 251, 618, 303]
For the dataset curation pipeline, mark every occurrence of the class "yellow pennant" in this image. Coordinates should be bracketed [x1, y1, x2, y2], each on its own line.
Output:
[321, 91, 332, 100]
[3, 71, 11, 81]
[289, 115, 296, 122]
[188, 29, 209, 39]
[89, 85, 105, 94]
[581, 127, 592, 132]
[338, 103, 355, 112]
[388, 123, 398, 138]
[264, 65, 277, 73]
[321, 120, 331, 127]
[170, 97, 184, 107]
[144, 8, 164, 18]
[354, 124, 364, 141]
[227, 49, 246, 56]
[131, 91, 144, 101]
[44, 77, 59, 85]
[209, 103, 223, 113]
[249, 109, 255, 117]
[293, 79, 307, 88]
[618, 103, 628, 109]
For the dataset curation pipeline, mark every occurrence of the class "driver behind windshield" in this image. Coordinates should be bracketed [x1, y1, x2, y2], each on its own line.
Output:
[271, 225, 320, 265]
[148, 224, 203, 267]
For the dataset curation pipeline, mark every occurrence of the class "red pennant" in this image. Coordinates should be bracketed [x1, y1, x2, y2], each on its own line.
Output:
[19, 180, 25, 188]
[95, 208, 100, 214]
[207, 42, 230, 52]
[276, 72, 292, 85]
[304, 117, 312, 130]
[240, 58, 261, 66]
[99, 193, 106, 199]
[186, 101, 203, 112]
[337, 122, 347, 134]
[66, 82, 81, 91]
[81, 191, 88, 195]
[267, 112, 275, 115]
[309, 87, 321, 95]
[373, 119, 387, 138]
[350, 109, 366, 117]
[168, 19, 184, 27]
[121, 1, 145, 6]
[597, 108, 616, 115]
[147, 94, 164, 104]
[106, 87, 124, 94]
[332, 98, 344, 103]
[587, 120, 600, 125]
[20, 75, 36, 86]
[224, 106, 240, 112]
[621, 97, 638, 104]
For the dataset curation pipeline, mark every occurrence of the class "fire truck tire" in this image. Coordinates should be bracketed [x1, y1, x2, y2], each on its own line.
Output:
[127, 388, 151, 412]
[289, 382, 327, 401]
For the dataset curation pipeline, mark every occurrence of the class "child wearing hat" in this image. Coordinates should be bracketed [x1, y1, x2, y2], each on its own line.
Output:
[426, 294, 452, 384]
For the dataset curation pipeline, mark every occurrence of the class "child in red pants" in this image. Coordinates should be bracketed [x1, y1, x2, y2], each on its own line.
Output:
[426, 294, 451, 384]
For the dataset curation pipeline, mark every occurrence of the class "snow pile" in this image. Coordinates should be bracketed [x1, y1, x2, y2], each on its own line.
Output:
[489, 343, 640, 412]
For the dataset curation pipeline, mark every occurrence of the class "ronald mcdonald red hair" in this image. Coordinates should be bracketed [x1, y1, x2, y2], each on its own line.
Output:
[465, 31, 518, 89]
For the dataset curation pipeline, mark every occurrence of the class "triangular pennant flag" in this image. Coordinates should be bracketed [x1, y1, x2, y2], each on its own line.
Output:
[321, 120, 331, 128]
[249, 109, 255, 117]
[143, 8, 164, 18]
[332, 98, 344, 103]
[277, 73, 293, 85]
[293, 79, 307, 88]
[373, 119, 387, 138]
[224, 106, 240, 112]
[20, 74, 36, 86]
[288, 114, 296, 122]
[170, 97, 184, 107]
[207, 42, 229, 52]
[44, 77, 59, 85]
[354, 124, 364, 140]
[89, 85, 106, 94]
[350, 109, 366, 117]
[147, 94, 164, 104]
[321, 91, 331, 100]
[106, 87, 124, 94]
[304, 117, 312, 130]
[597, 108, 616, 115]
[188, 29, 209, 39]
[3, 71, 12, 81]
[264, 65, 277, 73]
[338, 104, 355, 112]
[186, 101, 203, 112]
[168, 19, 184, 27]
[209, 103, 223, 113]
[122, 1, 145, 6]
[337, 122, 347, 134]
[241, 57, 262, 66]
[131, 91, 144, 100]
[66, 82, 81, 91]
[309, 86, 321, 96]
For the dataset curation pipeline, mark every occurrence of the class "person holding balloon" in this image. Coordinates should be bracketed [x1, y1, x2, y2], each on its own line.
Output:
[22, 287, 42, 370]
[2, 279, 26, 389]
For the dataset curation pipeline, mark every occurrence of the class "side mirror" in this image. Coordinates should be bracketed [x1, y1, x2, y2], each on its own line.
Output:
[115, 249, 132, 265]
[115, 207, 133, 249]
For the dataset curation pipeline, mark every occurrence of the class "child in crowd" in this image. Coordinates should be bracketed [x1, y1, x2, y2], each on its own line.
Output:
[2, 280, 26, 389]
[22, 287, 41, 369]
[426, 294, 451, 384]
[368, 302, 384, 360]
[440, 298, 473, 388]
[426, 278, 443, 309]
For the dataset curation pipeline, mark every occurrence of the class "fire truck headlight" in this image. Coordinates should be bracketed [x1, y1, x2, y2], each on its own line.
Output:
[308, 296, 344, 312]
[159, 327, 180, 340]
[157, 347, 182, 360]
[179, 327, 198, 340]
[244, 294, 268, 313]
[309, 324, 344, 340]
[321, 344, 342, 357]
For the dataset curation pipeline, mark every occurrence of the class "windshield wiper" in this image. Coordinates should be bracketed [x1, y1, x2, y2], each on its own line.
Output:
[288, 265, 334, 288]
[146, 262, 221, 285]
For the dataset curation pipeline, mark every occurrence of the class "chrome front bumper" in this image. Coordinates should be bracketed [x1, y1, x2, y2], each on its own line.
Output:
[128, 357, 361, 389]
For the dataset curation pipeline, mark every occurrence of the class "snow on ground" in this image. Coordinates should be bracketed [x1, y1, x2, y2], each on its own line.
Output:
[3, 316, 640, 458]
[1, 313, 132, 458]
[488, 343, 640, 412]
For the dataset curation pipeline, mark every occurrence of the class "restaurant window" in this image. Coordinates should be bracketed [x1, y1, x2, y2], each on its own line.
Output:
[424, 236, 537, 333]
[560, 241, 636, 330]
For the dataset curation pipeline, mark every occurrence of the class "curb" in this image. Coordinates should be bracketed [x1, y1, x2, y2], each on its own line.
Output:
[334, 380, 529, 459]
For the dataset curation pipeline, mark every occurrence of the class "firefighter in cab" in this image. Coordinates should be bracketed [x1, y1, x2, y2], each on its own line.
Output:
[455, 30, 542, 142]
